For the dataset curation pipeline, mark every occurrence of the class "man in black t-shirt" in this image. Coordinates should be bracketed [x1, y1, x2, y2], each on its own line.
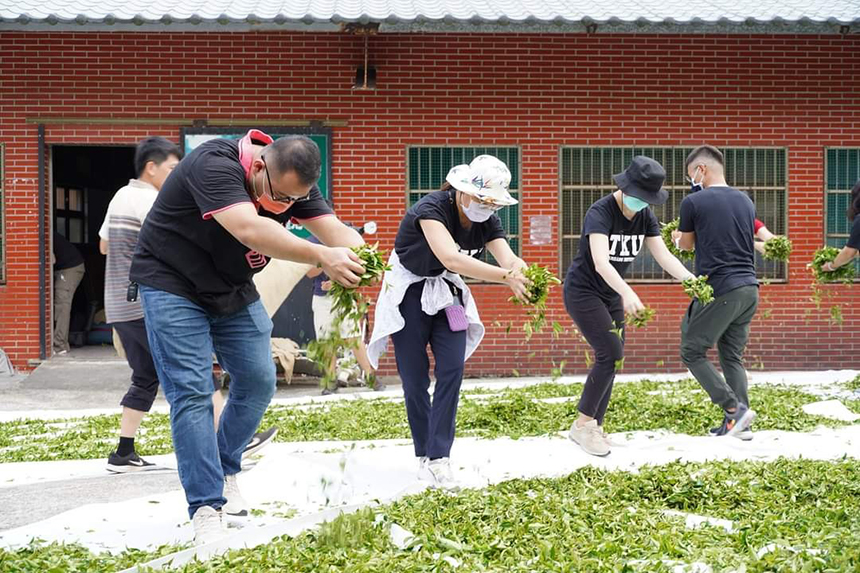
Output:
[52, 231, 85, 355]
[129, 130, 365, 545]
[676, 145, 758, 440]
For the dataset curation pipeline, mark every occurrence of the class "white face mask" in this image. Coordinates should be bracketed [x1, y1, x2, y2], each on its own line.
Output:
[461, 197, 496, 222]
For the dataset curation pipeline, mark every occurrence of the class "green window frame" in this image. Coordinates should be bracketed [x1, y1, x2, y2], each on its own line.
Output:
[825, 148, 860, 278]
[406, 146, 521, 269]
[560, 146, 788, 282]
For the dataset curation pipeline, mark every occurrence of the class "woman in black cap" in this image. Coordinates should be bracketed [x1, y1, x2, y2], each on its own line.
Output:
[564, 156, 696, 457]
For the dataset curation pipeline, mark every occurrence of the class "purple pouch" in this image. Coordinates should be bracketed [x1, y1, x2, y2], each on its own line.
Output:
[443, 304, 469, 332]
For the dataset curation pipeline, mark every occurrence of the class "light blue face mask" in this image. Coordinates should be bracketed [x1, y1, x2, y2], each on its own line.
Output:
[622, 194, 650, 212]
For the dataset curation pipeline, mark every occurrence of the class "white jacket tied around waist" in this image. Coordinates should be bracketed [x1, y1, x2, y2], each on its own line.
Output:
[367, 251, 484, 370]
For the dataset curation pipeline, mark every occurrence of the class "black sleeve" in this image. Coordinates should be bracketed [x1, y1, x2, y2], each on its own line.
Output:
[484, 213, 507, 242]
[412, 193, 450, 227]
[188, 152, 252, 218]
[678, 196, 696, 233]
[286, 185, 334, 221]
[645, 209, 661, 237]
[582, 203, 613, 237]
[848, 216, 860, 250]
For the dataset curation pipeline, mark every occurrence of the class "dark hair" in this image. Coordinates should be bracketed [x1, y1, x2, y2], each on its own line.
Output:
[849, 180, 860, 221]
[134, 137, 181, 177]
[266, 135, 321, 186]
[685, 145, 725, 170]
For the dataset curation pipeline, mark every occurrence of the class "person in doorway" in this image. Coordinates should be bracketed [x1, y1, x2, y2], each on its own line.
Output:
[674, 145, 758, 440]
[818, 180, 860, 274]
[306, 233, 383, 395]
[130, 130, 365, 545]
[367, 155, 530, 488]
[99, 137, 279, 473]
[52, 231, 86, 355]
[564, 156, 695, 457]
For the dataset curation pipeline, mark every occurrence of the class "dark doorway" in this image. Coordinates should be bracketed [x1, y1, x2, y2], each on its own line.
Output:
[51, 145, 135, 348]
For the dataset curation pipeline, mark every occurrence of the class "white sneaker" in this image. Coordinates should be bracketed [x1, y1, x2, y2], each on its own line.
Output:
[569, 419, 611, 457]
[192, 506, 226, 545]
[597, 425, 616, 447]
[418, 457, 459, 489]
[222, 474, 249, 517]
[416, 456, 428, 478]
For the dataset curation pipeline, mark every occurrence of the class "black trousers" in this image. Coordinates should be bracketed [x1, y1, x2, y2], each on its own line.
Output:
[391, 281, 467, 459]
[115, 318, 220, 413]
[564, 290, 625, 425]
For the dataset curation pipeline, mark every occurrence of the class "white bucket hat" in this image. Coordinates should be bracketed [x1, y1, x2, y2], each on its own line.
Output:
[445, 155, 518, 207]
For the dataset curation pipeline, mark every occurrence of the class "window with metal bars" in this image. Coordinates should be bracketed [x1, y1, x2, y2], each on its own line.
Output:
[0, 144, 5, 284]
[825, 148, 860, 278]
[406, 146, 521, 268]
[560, 147, 788, 282]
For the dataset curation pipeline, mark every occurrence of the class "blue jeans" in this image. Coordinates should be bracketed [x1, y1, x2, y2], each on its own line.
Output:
[140, 286, 276, 518]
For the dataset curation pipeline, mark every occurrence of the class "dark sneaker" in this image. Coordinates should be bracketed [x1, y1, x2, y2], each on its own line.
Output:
[711, 413, 754, 441]
[242, 427, 278, 460]
[725, 403, 756, 437]
[107, 451, 156, 473]
[321, 385, 338, 396]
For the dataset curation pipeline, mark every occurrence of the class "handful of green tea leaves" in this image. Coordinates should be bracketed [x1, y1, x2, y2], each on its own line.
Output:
[682, 275, 714, 305]
[762, 235, 792, 262]
[626, 306, 656, 328]
[509, 264, 561, 339]
[661, 219, 695, 261]
[810, 246, 856, 284]
[309, 243, 391, 389]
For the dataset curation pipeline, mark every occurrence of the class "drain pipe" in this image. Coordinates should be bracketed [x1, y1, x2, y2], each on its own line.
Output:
[38, 124, 46, 360]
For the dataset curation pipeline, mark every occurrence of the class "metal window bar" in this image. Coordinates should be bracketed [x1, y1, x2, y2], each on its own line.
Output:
[824, 148, 860, 278]
[560, 147, 788, 282]
[406, 146, 522, 269]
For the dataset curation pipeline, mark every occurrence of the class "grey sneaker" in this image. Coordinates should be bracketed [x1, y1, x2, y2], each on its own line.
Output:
[192, 506, 226, 545]
[725, 403, 756, 437]
[569, 419, 610, 457]
[711, 415, 753, 441]
[222, 474, 249, 517]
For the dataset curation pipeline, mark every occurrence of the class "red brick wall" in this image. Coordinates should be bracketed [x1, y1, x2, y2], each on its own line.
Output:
[1, 31, 858, 373]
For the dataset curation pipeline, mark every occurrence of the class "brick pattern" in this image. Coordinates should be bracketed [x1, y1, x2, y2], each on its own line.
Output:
[1, 32, 859, 373]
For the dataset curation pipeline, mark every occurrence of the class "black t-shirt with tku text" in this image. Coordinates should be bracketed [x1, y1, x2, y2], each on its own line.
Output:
[565, 193, 660, 302]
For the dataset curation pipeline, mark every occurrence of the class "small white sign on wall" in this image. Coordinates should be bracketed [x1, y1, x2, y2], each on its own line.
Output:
[529, 215, 552, 245]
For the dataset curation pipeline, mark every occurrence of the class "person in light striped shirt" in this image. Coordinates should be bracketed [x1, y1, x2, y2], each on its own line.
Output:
[100, 138, 277, 474]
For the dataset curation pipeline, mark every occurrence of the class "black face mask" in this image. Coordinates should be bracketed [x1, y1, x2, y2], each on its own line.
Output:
[690, 182, 703, 193]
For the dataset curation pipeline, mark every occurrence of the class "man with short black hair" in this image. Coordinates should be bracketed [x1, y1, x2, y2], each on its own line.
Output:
[100, 136, 182, 472]
[674, 144, 758, 440]
[130, 130, 364, 545]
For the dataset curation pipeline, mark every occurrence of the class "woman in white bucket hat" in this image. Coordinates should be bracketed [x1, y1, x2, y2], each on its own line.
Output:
[368, 154, 530, 488]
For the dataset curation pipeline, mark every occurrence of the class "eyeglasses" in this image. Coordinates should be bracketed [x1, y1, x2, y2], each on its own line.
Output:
[262, 155, 311, 204]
